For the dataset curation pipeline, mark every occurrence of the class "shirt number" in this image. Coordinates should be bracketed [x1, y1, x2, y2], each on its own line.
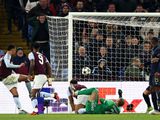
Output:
[38, 54, 44, 65]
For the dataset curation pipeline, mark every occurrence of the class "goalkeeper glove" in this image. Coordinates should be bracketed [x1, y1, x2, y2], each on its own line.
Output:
[118, 89, 123, 98]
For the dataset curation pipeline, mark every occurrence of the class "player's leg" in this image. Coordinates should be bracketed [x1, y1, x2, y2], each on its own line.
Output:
[39, 92, 60, 101]
[10, 87, 27, 114]
[75, 104, 85, 114]
[30, 89, 40, 115]
[18, 74, 32, 96]
[75, 95, 89, 114]
[77, 88, 98, 114]
[30, 75, 47, 115]
[143, 86, 153, 113]
[77, 88, 98, 96]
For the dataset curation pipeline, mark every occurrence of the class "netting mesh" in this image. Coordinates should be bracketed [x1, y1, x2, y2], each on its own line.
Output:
[47, 14, 160, 81]
[48, 17, 68, 81]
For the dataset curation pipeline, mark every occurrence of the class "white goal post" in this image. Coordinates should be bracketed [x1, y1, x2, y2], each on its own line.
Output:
[47, 13, 160, 81]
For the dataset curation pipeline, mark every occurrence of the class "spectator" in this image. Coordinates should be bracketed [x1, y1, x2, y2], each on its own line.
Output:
[135, 4, 147, 12]
[130, 36, 141, 58]
[25, 0, 38, 13]
[58, 3, 70, 17]
[107, 3, 116, 12]
[28, 0, 52, 18]
[28, 0, 52, 60]
[105, 36, 117, 76]
[12, 47, 29, 75]
[88, 31, 104, 66]
[140, 41, 152, 76]
[74, 0, 86, 12]
[5, 0, 20, 34]
[125, 57, 144, 80]
[73, 46, 91, 77]
[92, 59, 111, 81]
[98, 46, 108, 60]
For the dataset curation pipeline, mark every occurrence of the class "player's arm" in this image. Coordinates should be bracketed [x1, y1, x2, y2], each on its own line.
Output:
[45, 59, 53, 86]
[4, 55, 24, 68]
[29, 59, 35, 75]
[67, 87, 75, 111]
[28, 52, 35, 76]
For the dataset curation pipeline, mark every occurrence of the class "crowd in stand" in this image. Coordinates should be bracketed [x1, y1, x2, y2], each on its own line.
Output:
[1, 0, 160, 81]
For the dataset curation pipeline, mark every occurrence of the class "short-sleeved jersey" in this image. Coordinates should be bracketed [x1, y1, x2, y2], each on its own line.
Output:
[0, 59, 12, 79]
[28, 52, 48, 75]
[0, 53, 20, 79]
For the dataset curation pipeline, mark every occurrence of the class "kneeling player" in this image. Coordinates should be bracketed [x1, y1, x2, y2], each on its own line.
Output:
[73, 88, 124, 114]
[68, 80, 88, 113]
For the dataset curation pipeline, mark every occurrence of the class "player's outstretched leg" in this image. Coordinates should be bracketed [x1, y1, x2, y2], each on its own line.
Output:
[10, 87, 28, 114]
[18, 74, 32, 96]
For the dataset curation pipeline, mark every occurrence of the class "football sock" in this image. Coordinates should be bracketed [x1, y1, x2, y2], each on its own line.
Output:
[151, 92, 158, 110]
[31, 98, 38, 109]
[78, 88, 98, 95]
[25, 82, 32, 95]
[143, 93, 151, 108]
[13, 96, 22, 110]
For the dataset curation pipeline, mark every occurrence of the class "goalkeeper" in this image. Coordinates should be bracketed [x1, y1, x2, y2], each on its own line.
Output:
[73, 88, 124, 114]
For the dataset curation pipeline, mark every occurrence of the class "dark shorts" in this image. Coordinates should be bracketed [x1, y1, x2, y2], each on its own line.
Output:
[149, 75, 160, 87]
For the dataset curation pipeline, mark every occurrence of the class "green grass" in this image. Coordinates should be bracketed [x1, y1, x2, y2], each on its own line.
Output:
[0, 114, 160, 120]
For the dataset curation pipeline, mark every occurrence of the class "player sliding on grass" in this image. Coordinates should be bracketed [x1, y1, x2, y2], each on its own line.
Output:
[0, 45, 32, 114]
[73, 88, 124, 114]
[28, 43, 59, 115]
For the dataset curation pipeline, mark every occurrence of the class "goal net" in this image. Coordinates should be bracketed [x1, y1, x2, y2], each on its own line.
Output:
[47, 13, 160, 81]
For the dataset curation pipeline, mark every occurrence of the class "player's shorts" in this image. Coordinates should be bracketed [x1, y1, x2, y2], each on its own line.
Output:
[2, 74, 20, 90]
[76, 95, 89, 105]
[33, 74, 47, 89]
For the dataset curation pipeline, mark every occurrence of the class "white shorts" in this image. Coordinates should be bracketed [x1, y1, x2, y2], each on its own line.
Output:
[2, 74, 20, 90]
[32, 75, 47, 89]
[76, 95, 89, 105]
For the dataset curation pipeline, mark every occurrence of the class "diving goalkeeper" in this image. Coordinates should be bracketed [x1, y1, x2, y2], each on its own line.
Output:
[73, 88, 124, 114]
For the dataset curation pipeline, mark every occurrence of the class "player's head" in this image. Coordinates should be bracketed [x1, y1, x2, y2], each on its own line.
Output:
[70, 80, 78, 85]
[115, 98, 125, 107]
[31, 43, 40, 52]
[150, 37, 159, 47]
[7, 44, 16, 55]
[70, 80, 78, 91]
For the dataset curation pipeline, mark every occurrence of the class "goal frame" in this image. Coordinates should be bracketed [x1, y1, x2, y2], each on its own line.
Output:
[67, 12, 160, 82]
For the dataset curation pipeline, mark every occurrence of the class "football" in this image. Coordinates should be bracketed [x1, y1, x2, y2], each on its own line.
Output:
[82, 67, 91, 75]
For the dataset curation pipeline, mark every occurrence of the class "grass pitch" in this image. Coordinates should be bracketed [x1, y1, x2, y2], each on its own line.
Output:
[0, 114, 160, 120]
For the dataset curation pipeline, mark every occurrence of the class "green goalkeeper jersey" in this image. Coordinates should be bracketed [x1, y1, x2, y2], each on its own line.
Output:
[85, 98, 120, 114]
[77, 88, 120, 114]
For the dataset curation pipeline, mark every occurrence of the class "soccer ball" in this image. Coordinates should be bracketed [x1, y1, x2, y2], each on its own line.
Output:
[82, 67, 91, 75]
